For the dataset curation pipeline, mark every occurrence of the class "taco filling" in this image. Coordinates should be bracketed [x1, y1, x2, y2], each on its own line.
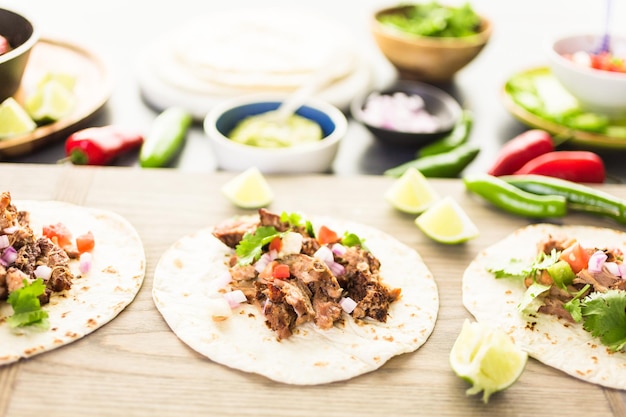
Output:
[488, 233, 626, 353]
[213, 209, 401, 339]
[462, 223, 626, 390]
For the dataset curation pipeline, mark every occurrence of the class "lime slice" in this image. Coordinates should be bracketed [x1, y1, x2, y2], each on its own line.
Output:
[25, 79, 76, 124]
[0, 97, 37, 139]
[415, 196, 479, 244]
[36, 72, 76, 91]
[385, 167, 440, 214]
[221, 167, 274, 209]
[450, 319, 528, 403]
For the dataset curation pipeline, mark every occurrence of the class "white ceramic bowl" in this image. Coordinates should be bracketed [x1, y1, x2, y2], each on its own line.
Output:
[548, 33, 626, 119]
[204, 95, 347, 173]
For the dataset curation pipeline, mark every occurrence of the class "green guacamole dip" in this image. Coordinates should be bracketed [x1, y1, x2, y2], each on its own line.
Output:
[228, 112, 323, 148]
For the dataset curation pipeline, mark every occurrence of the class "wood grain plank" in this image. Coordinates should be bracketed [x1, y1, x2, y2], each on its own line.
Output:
[0, 164, 624, 417]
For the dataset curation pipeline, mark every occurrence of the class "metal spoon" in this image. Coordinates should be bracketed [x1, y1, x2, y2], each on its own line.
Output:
[596, 0, 613, 54]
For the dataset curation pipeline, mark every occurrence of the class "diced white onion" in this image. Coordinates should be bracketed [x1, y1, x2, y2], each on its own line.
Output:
[278, 232, 303, 257]
[34, 265, 53, 280]
[207, 297, 232, 322]
[314, 245, 345, 276]
[3, 226, 18, 234]
[587, 250, 607, 273]
[619, 263, 626, 279]
[0, 235, 9, 249]
[223, 289, 247, 308]
[79, 252, 92, 274]
[331, 243, 347, 256]
[254, 250, 277, 273]
[340, 297, 358, 314]
[604, 261, 620, 276]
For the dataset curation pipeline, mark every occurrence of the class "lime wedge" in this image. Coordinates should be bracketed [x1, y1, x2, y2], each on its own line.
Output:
[450, 319, 528, 403]
[221, 167, 274, 209]
[25, 78, 76, 124]
[415, 196, 479, 244]
[36, 72, 76, 91]
[0, 97, 37, 139]
[385, 167, 440, 214]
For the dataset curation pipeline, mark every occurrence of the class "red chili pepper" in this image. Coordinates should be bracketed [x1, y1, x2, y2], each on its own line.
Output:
[488, 129, 554, 176]
[65, 126, 144, 165]
[513, 151, 606, 183]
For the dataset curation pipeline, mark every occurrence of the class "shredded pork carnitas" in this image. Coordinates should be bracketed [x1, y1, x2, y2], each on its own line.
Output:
[0, 192, 74, 304]
[531, 235, 626, 321]
[212, 209, 401, 339]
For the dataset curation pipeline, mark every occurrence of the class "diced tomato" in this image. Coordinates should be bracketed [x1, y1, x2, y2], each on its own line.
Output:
[272, 263, 290, 279]
[269, 236, 281, 253]
[317, 225, 339, 244]
[559, 242, 591, 273]
[76, 231, 95, 253]
[42, 223, 73, 248]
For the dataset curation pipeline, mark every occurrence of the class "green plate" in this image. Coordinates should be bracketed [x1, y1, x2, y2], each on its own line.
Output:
[501, 67, 626, 150]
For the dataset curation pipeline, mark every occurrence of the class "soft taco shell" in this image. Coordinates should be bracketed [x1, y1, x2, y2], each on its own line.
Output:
[0, 200, 146, 365]
[463, 223, 626, 390]
[152, 215, 439, 385]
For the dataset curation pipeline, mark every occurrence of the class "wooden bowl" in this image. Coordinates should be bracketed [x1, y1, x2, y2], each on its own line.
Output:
[371, 5, 492, 83]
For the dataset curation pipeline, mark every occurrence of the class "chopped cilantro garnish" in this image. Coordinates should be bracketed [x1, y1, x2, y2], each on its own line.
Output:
[6, 278, 50, 329]
[517, 282, 551, 312]
[341, 232, 365, 248]
[563, 284, 591, 323]
[579, 290, 626, 352]
[235, 226, 281, 265]
[280, 211, 304, 226]
[488, 249, 559, 281]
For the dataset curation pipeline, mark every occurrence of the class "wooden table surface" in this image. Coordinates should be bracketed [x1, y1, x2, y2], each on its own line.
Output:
[1, 163, 625, 417]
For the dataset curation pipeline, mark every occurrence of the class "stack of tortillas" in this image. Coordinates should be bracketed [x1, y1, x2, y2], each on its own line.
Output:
[136, 8, 374, 119]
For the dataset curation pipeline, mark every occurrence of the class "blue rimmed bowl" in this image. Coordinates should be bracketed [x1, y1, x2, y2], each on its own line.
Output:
[204, 94, 347, 173]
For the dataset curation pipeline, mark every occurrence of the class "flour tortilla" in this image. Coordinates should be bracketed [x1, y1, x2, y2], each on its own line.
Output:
[463, 223, 626, 389]
[152, 215, 439, 385]
[151, 9, 357, 93]
[0, 200, 146, 365]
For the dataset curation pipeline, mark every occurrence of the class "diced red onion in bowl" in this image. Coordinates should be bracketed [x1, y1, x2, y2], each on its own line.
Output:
[361, 92, 440, 133]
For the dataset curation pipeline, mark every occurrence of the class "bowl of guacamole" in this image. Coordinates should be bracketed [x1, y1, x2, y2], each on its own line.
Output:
[204, 94, 347, 173]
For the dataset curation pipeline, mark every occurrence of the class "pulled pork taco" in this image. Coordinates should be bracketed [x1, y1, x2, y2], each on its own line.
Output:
[463, 223, 626, 389]
[152, 209, 439, 385]
[0, 192, 145, 365]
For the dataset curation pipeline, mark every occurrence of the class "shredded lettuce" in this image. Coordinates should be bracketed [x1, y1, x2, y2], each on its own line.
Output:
[6, 278, 50, 329]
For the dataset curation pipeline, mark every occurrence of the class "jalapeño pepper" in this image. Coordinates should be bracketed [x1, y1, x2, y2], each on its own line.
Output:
[463, 173, 568, 218]
[384, 142, 480, 178]
[65, 126, 144, 165]
[417, 109, 473, 157]
[501, 174, 626, 225]
[139, 107, 192, 168]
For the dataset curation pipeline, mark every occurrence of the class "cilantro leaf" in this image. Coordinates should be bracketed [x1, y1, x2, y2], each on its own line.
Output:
[280, 211, 304, 226]
[563, 284, 590, 322]
[517, 282, 551, 313]
[579, 290, 626, 352]
[6, 278, 50, 329]
[488, 249, 559, 281]
[341, 232, 365, 248]
[235, 226, 280, 265]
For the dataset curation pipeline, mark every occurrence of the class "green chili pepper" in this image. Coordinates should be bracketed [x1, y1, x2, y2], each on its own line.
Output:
[140, 107, 193, 168]
[501, 174, 626, 225]
[417, 109, 473, 157]
[385, 143, 480, 178]
[463, 173, 568, 218]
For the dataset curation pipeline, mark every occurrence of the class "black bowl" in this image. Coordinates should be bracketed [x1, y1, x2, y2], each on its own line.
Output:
[0, 8, 39, 102]
[351, 80, 462, 147]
